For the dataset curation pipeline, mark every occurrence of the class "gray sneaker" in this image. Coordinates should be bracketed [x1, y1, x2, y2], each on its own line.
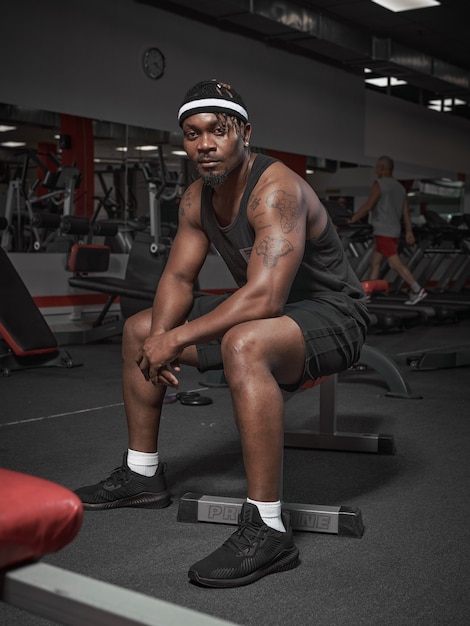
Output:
[74, 452, 170, 510]
[405, 288, 428, 305]
[188, 502, 299, 588]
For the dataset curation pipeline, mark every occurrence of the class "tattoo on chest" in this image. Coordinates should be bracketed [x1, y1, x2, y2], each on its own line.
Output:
[266, 189, 298, 233]
[255, 236, 294, 268]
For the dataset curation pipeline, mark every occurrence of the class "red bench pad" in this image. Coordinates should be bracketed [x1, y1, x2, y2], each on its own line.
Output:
[299, 375, 330, 391]
[0, 469, 83, 568]
[361, 279, 389, 294]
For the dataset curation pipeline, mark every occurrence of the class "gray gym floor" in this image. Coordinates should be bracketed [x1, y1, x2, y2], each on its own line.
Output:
[1, 316, 470, 625]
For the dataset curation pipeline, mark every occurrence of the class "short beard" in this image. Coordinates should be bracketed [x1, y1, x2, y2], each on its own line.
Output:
[201, 170, 229, 188]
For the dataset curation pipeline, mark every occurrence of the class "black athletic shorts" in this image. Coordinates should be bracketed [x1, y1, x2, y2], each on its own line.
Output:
[188, 293, 367, 390]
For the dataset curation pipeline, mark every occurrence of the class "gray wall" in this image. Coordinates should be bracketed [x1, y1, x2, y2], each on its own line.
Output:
[1, 0, 469, 181]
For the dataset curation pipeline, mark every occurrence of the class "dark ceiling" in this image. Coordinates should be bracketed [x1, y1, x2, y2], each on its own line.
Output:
[1, 1, 469, 169]
[147, 0, 470, 119]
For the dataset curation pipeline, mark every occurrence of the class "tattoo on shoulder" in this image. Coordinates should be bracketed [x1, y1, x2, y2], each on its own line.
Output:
[248, 196, 260, 212]
[180, 189, 192, 217]
[255, 236, 294, 268]
[249, 194, 272, 227]
[266, 189, 299, 233]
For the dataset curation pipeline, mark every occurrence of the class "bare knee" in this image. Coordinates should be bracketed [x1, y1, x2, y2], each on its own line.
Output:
[221, 325, 263, 381]
[122, 309, 152, 356]
[387, 254, 403, 271]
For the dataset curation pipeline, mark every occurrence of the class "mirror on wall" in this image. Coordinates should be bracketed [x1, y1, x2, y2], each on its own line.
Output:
[0, 103, 191, 253]
[1, 102, 467, 255]
[408, 179, 465, 224]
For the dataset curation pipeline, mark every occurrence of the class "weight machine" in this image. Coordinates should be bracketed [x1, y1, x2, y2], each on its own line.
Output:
[1, 150, 81, 252]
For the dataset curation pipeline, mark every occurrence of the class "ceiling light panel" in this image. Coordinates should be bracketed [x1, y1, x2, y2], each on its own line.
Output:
[371, 0, 440, 12]
[1, 141, 26, 147]
[365, 76, 407, 86]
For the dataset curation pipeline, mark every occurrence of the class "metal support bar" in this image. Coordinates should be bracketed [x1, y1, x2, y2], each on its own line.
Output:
[407, 347, 470, 370]
[359, 344, 422, 399]
[2, 562, 238, 626]
[284, 374, 396, 454]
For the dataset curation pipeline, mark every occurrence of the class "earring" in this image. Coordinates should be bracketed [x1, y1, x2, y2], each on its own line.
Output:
[244, 141, 250, 147]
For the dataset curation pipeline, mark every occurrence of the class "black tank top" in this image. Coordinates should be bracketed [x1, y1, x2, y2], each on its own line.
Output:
[200, 154, 369, 323]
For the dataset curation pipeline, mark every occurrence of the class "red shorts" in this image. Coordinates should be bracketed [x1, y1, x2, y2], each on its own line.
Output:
[375, 235, 398, 258]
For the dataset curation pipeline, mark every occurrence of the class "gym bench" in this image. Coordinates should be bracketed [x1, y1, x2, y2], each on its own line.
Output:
[0, 468, 237, 625]
[67, 232, 169, 321]
[0, 247, 77, 376]
[178, 370, 394, 539]
[178, 280, 420, 537]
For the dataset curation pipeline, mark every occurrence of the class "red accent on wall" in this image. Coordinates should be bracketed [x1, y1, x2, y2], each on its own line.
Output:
[60, 114, 94, 217]
[267, 149, 306, 179]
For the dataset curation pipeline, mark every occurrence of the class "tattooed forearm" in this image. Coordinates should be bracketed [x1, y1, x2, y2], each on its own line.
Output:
[255, 236, 294, 268]
[266, 189, 299, 234]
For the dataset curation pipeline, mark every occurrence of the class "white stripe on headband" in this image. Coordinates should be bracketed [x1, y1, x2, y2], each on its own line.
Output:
[178, 98, 248, 122]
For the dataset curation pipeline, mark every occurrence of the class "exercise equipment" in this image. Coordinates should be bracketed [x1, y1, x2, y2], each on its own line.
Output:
[177, 279, 422, 535]
[0, 468, 237, 626]
[0, 469, 83, 569]
[178, 347, 417, 536]
[365, 215, 470, 323]
[44, 242, 124, 345]
[405, 345, 470, 370]
[66, 147, 184, 323]
[140, 151, 183, 254]
[67, 231, 169, 321]
[166, 391, 214, 406]
[1, 150, 81, 252]
[0, 247, 77, 375]
[178, 375, 369, 537]
[179, 392, 213, 406]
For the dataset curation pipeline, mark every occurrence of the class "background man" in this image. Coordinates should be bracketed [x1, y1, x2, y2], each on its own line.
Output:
[350, 155, 427, 305]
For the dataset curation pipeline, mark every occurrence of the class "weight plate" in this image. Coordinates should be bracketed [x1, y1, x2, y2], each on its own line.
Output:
[180, 395, 213, 406]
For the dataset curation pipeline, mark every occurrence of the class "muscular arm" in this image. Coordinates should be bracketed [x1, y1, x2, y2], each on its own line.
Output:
[169, 164, 321, 349]
[350, 180, 381, 223]
[140, 164, 324, 385]
[136, 183, 209, 384]
[149, 185, 209, 336]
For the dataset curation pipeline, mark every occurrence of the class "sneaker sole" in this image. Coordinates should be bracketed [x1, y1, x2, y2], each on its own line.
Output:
[188, 545, 300, 588]
[82, 490, 171, 511]
[405, 292, 428, 305]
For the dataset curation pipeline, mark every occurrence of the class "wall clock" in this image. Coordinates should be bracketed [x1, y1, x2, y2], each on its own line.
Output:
[142, 47, 165, 80]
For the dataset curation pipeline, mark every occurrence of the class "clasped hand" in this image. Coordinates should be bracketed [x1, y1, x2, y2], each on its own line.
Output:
[135, 331, 182, 388]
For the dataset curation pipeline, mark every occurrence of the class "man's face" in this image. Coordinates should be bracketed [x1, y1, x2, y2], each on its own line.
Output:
[182, 113, 250, 187]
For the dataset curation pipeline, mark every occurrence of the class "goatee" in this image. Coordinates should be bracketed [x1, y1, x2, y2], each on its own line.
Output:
[202, 171, 229, 188]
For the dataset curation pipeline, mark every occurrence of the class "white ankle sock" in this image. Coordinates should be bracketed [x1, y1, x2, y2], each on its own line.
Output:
[411, 282, 421, 294]
[127, 449, 159, 477]
[247, 498, 286, 532]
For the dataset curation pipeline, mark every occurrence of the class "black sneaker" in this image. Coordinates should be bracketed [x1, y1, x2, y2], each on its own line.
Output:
[188, 502, 299, 588]
[74, 453, 170, 510]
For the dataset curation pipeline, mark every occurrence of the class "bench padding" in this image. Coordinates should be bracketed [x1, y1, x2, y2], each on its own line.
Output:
[0, 469, 83, 569]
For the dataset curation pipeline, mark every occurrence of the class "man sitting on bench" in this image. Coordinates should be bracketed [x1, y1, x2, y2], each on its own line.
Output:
[74, 79, 370, 588]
